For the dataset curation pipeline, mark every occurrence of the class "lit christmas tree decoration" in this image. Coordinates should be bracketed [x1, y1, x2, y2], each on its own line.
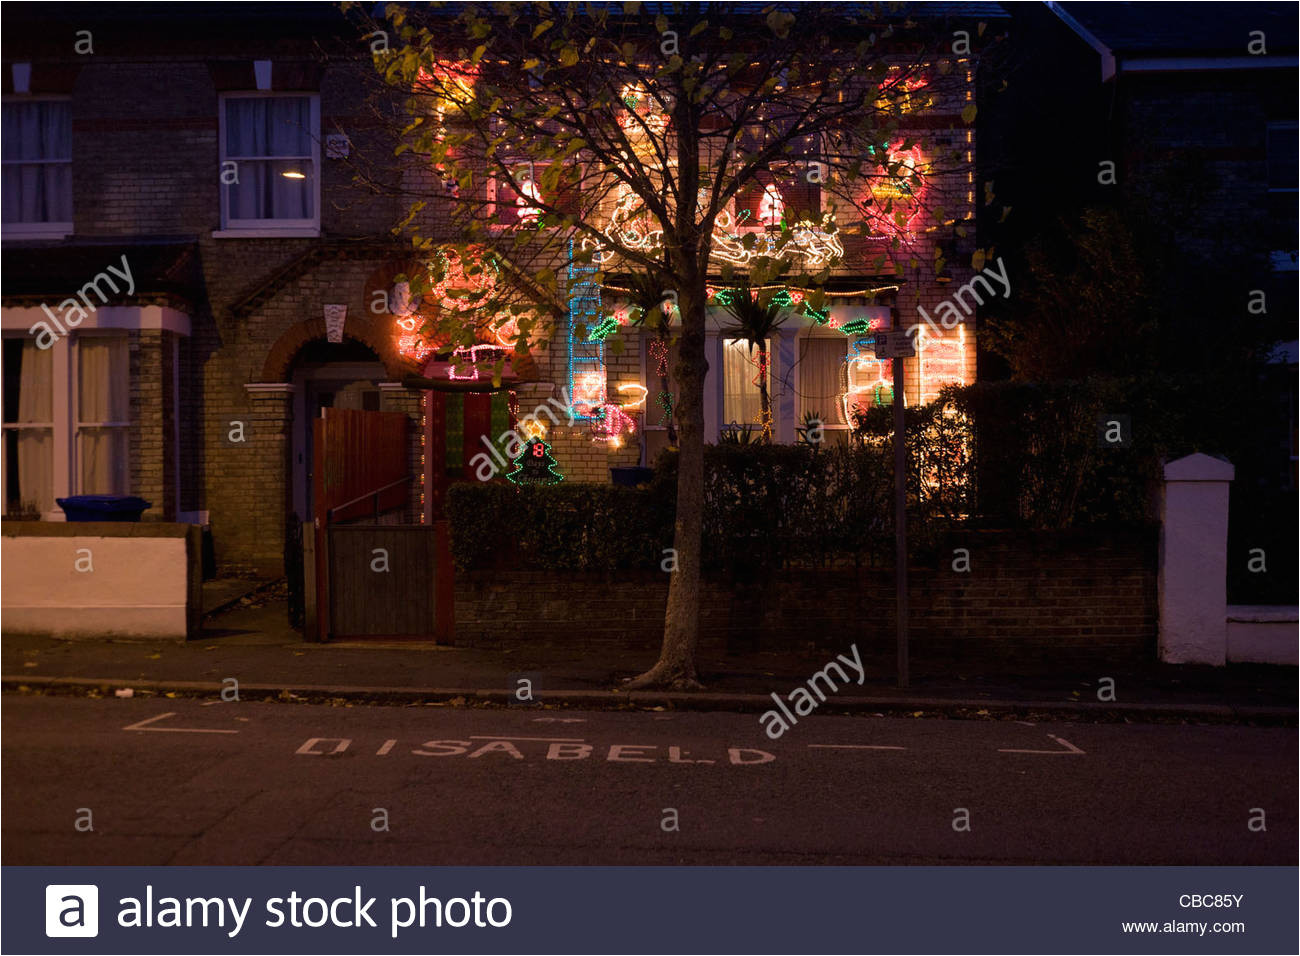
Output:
[506, 435, 564, 485]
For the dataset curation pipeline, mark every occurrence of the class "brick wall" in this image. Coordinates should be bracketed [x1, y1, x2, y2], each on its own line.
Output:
[9, 12, 982, 578]
[452, 529, 1157, 660]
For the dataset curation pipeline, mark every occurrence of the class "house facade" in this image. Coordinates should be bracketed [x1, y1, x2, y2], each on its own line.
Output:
[2, 4, 991, 581]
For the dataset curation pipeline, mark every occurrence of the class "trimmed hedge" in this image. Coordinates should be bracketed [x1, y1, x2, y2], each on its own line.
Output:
[447, 482, 672, 572]
[448, 373, 1288, 589]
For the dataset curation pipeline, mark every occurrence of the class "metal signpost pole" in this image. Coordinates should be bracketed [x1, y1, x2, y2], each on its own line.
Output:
[875, 328, 915, 689]
[892, 341, 909, 689]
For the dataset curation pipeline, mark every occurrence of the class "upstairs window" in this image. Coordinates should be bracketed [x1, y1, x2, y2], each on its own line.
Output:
[1, 98, 73, 236]
[220, 93, 319, 233]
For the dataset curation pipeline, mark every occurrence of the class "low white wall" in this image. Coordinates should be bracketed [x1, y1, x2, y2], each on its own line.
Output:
[1226, 606, 1299, 665]
[2, 527, 198, 640]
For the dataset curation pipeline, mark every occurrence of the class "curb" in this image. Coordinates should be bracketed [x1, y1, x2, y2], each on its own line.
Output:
[4, 675, 1296, 723]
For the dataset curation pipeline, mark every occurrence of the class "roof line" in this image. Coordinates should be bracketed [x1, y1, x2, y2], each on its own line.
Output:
[1043, 1, 1116, 81]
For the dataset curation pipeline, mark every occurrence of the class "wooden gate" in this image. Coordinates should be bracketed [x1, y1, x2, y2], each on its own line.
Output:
[309, 408, 430, 641]
[327, 525, 437, 638]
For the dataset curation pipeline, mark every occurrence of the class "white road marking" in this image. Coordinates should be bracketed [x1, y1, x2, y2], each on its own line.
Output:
[122, 712, 239, 734]
[808, 744, 906, 750]
[532, 717, 586, 723]
[468, 735, 586, 742]
[999, 734, 1085, 755]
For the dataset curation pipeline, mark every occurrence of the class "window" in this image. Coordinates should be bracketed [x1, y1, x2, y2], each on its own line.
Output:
[76, 336, 129, 494]
[2, 338, 54, 516]
[487, 162, 579, 228]
[1266, 121, 1298, 192]
[797, 336, 848, 425]
[2, 332, 132, 518]
[722, 337, 772, 427]
[219, 94, 319, 233]
[1, 98, 72, 236]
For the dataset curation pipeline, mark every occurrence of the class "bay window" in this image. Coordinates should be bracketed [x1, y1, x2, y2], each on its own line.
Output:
[77, 336, 130, 494]
[2, 339, 54, 516]
[2, 332, 131, 518]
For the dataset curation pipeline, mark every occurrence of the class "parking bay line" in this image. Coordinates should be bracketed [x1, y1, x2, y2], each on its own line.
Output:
[468, 735, 587, 742]
[998, 734, 1085, 755]
[807, 744, 907, 751]
[122, 712, 239, 734]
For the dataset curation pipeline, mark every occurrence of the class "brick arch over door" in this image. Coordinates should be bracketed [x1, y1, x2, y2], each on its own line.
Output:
[260, 312, 417, 383]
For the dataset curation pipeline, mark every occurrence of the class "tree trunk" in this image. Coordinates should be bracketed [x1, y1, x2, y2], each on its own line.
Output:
[757, 344, 772, 442]
[626, 289, 707, 690]
[625, 78, 707, 691]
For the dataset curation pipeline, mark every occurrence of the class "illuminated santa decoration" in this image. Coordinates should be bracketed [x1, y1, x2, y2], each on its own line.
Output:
[861, 143, 929, 240]
[393, 245, 501, 363]
[515, 177, 542, 224]
[758, 184, 785, 227]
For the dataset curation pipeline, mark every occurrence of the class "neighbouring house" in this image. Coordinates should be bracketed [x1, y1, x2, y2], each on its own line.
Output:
[1, 2, 996, 588]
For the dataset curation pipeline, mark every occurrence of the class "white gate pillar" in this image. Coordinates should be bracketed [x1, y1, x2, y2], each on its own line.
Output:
[1159, 453, 1234, 664]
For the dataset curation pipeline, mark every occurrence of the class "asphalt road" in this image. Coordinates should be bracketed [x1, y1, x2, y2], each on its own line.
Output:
[3, 694, 1295, 865]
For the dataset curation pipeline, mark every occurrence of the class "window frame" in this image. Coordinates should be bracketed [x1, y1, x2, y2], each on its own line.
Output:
[0, 330, 133, 519]
[720, 335, 774, 430]
[1, 94, 74, 239]
[794, 330, 853, 431]
[216, 91, 321, 237]
[486, 159, 578, 231]
[72, 331, 131, 495]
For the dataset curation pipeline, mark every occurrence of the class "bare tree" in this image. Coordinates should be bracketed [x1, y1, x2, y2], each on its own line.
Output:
[349, 2, 979, 688]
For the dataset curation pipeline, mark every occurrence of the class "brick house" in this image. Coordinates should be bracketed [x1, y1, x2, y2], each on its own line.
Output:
[2, 3, 990, 583]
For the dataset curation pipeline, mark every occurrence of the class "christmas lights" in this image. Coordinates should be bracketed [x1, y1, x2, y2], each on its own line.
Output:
[759, 184, 785, 227]
[515, 177, 543, 224]
[447, 344, 507, 381]
[567, 239, 606, 421]
[861, 143, 929, 240]
[582, 192, 843, 269]
[647, 339, 675, 428]
[617, 383, 648, 410]
[590, 402, 638, 446]
[506, 435, 565, 485]
[916, 324, 968, 405]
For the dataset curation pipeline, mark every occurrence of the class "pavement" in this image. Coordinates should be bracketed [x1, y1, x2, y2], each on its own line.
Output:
[3, 584, 1296, 722]
[3, 695, 1295, 865]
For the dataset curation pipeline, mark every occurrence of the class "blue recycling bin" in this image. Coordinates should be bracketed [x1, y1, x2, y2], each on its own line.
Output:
[57, 495, 152, 522]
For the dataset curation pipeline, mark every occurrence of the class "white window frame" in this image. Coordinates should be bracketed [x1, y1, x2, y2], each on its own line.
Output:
[720, 335, 774, 433]
[1, 336, 55, 517]
[794, 329, 853, 431]
[1, 94, 73, 239]
[215, 91, 320, 238]
[1, 330, 132, 519]
[73, 330, 131, 496]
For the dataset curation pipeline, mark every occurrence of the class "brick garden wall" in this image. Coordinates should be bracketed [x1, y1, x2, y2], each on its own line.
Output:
[451, 529, 1157, 661]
